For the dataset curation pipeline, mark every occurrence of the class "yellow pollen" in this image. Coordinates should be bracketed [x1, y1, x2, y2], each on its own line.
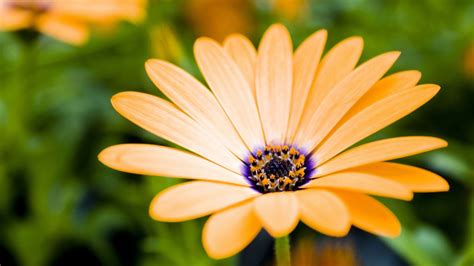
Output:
[289, 147, 298, 156]
[248, 155, 256, 164]
[296, 168, 305, 177]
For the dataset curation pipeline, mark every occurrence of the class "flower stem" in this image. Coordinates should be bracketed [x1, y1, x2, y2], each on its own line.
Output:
[275, 235, 291, 266]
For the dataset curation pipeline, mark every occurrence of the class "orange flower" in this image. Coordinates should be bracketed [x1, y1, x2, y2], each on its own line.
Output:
[269, 0, 308, 21]
[0, 0, 146, 45]
[464, 43, 474, 78]
[291, 238, 358, 266]
[184, 0, 254, 42]
[99, 24, 449, 259]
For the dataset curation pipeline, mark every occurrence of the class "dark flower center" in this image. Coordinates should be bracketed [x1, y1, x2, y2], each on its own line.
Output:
[263, 158, 292, 177]
[245, 144, 312, 193]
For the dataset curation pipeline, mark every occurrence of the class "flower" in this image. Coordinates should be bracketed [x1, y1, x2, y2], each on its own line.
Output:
[464, 42, 474, 79]
[0, 0, 146, 45]
[184, 0, 254, 41]
[291, 237, 358, 266]
[268, 0, 308, 21]
[98, 24, 449, 259]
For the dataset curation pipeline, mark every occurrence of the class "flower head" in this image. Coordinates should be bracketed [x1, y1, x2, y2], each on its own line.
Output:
[99, 24, 449, 259]
[0, 0, 146, 45]
[269, 0, 308, 21]
[464, 42, 474, 79]
[184, 0, 254, 41]
[292, 237, 358, 266]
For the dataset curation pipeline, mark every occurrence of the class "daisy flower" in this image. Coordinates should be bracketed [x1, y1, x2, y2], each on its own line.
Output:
[0, 0, 146, 45]
[99, 24, 449, 259]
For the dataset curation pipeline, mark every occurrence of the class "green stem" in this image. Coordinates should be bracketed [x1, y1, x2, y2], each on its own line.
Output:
[275, 236, 291, 266]
[456, 190, 474, 265]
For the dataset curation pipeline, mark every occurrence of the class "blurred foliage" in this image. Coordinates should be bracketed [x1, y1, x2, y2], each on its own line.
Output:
[0, 0, 473, 265]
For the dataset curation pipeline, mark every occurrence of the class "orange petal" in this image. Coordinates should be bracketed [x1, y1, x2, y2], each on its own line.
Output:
[203, 200, 261, 259]
[315, 136, 447, 177]
[223, 34, 257, 95]
[296, 189, 350, 236]
[342, 70, 422, 120]
[303, 172, 413, 200]
[254, 192, 299, 237]
[111, 91, 242, 173]
[294, 36, 363, 143]
[194, 38, 264, 149]
[149, 181, 259, 222]
[50, 0, 146, 23]
[295, 51, 400, 151]
[256, 24, 293, 142]
[286, 29, 327, 141]
[145, 59, 248, 157]
[331, 189, 401, 237]
[0, 8, 32, 31]
[36, 15, 89, 45]
[349, 162, 449, 192]
[316, 84, 440, 164]
[98, 144, 249, 186]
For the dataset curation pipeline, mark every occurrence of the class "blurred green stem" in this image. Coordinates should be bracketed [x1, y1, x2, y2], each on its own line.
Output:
[13, 33, 37, 145]
[457, 190, 474, 265]
[275, 236, 291, 266]
[3, 32, 38, 166]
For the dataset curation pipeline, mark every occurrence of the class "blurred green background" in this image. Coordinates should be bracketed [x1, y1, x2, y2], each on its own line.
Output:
[1, 0, 473, 265]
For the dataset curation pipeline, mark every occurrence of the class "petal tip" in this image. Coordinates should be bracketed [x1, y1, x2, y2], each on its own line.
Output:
[411, 70, 422, 79]
[384, 225, 402, 238]
[194, 37, 222, 57]
[399, 70, 422, 82]
[148, 194, 173, 222]
[202, 234, 233, 260]
[332, 227, 351, 237]
[429, 177, 450, 192]
[386, 51, 401, 61]
[145, 58, 162, 69]
[222, 33, 246, 45]
[194, 36, 217, 48]
[435, 138, 448, 148]
[111, 91, 131, 102]
[321, 218, 351, 237]
[263, 222, 299, 238]
[314, 28, 328, 39]
[269, 23, 288, 31]
[432, 85, 441, 94]
[441, 179, 450, 191]
[110, 92, 125, 107]
[346, 36, 364, 46]
[97, 147, 113, 165]
[263, 23, 291, 40]
[110, 92, 135, 111]
[148, 198, 161, 221]
[144, 58, 155, 66]
[403, 191, 414, 201]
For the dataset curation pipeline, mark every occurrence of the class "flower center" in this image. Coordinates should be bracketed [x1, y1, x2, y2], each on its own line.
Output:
[245, 144, 311, 193]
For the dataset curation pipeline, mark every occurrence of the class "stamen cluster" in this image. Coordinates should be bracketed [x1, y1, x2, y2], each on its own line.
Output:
[247, 144, 307, 193]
